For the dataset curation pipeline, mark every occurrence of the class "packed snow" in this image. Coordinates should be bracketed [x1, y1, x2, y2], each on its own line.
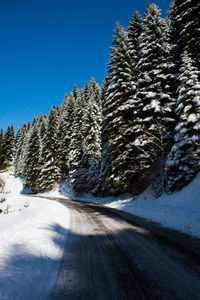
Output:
[0, 171, 70, 300]
[47, 173, 200, 238]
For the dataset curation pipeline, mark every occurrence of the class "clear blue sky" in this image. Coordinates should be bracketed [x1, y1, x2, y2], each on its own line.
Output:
[0, 0, 171, 131]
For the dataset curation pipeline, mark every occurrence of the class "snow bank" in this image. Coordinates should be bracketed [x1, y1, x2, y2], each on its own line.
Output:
[49, 174, 200, 238]
[41, 179, 132, 205]
[107, 174, 200, 238]
[0, 172, 70, 300]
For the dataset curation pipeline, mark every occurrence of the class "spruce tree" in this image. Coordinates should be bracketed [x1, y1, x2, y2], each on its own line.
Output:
[133, 3, 175, 192]
[166, 52, 200, 191]
[81, 79, 102, 191]
[38, 105, 60, 191]
[57, 93, 75, 177]
[14, 126, 23, 174]
[127, 10, 142, 70]
[3, 125, 15, 168]
[95, 76, 114, 196]
[0, 129, 4, 170]
[169, 0, 200, 76]
[38, 115, 47, 140]
[23, 126, 41, 193]
[88, 78, 102, 113]
[68, 89, 86, 195]
[102, 23, 139, 194]
[118, 11, 143, 193]
[14, 124, 28, 176]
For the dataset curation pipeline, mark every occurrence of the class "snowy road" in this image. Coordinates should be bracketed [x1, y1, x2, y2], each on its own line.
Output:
[45, 196, 200, 300]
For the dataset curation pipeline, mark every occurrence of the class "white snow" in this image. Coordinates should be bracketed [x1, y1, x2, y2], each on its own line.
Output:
[150, 99, 160, 111]
[188, 113, 198, 122]
[146, 91, 156, 98]
[111, 174, 200, 238]
[106, 174, 200, 238]
[0, 171, 70, 300]
[48, 174, 200, 239]
[1, 166, 199, 298]
[2, 168, 197, 300]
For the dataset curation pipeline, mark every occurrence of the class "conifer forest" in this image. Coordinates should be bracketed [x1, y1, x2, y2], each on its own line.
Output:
[0, 0, 200, 198]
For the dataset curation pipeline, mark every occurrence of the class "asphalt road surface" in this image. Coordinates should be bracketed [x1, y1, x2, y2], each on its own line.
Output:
[44, 196, 200, 300]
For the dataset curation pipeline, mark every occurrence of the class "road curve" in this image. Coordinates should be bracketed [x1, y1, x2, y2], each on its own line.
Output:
[43, 196, 200, 300]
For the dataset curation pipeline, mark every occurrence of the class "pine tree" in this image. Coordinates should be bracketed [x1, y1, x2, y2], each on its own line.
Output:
[23, 126, 41, 193]
[82, 79, 102, 159]
[81, 78, 102, 191]
[38, 115, 47, 140]
[57, 93, 75, 177]
[166, 52, 200, 191]
[0, 129, 4, 170]
[102, 23, 139, 194]
[133, 3, 175, 192]
[117, 10, 143, 193]
[95, 76, 114, 196]
[169, 0, 200, 76]
[68, 89, 86, 195]
[14, 124, 28, 176]
[38, 105, 60, 191]
[3, 125, 15, 168]
[14, 126, 23, 174]
[127, 10, 142, 70]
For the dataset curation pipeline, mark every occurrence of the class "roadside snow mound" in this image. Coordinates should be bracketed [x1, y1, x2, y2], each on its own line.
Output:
[0, 171, 31, 214]
[106, 173, 200, 238]
[40, 178, 132, 205]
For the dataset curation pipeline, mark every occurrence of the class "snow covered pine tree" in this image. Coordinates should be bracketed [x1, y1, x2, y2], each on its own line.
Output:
[166, 52, 200, 192]
[134, 3, 175, 194]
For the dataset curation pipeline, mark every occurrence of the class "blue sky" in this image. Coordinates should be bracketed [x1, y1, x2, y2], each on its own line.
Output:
[0, 0, 170, 131]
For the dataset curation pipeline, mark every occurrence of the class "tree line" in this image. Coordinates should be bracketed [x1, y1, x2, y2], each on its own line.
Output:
[1, 0, 200, 197]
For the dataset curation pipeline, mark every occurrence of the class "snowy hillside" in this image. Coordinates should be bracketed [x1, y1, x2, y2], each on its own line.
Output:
[0, 172, 70, 300]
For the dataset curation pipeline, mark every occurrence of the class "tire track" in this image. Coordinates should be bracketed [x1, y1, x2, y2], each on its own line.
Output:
[38, 197, 200, 300]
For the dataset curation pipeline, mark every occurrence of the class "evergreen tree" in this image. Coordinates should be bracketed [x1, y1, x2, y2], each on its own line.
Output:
[14, 126, 23, 174]
[68, 89, 86, 195]
[95, 76, 114, 195]
[82, 78, 102, 157]
[169, 0, 200, 76]
[14, 124, 28, 176]
[23, 126, 41, 193]
[38, 105, 60, 191]
[57, 93, 75, 177]
[127, 10, 142, 70]
[117, 11, 143, 193]
[82, 78, 102, 191]
[3, 125, 15, 168]
[88, 78, 102, 113]
[102, 23, 139, 194]
[83, 81, 90, 104]
[133, 3, 175, 192]
[166, 52, 200, 191]
[0, 129, 4, 170]
[38, 115, 47, 140]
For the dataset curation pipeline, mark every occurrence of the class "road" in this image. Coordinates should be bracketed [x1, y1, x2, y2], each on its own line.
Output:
[44, 196, 200, 300]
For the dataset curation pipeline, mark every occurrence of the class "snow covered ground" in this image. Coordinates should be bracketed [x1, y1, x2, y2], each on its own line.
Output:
[46, 174, 200, 239]
[0, 170, 199, 299]
[107, 174, 200, 238]
[0, 171, 70, 300]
